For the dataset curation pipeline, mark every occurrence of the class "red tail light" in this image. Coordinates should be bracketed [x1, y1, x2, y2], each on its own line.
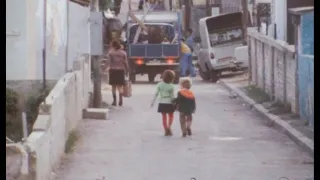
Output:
[167, 59, 174, 64]
[210, 53, 215, 59]
[135, 59, 143, 65]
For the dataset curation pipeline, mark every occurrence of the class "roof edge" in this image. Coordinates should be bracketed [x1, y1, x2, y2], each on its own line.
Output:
[289, 6, 314, 15]
[70, 0, 91, 7]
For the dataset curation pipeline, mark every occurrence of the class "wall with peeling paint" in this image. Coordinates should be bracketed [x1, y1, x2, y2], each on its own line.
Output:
[298, 11, 314, 128]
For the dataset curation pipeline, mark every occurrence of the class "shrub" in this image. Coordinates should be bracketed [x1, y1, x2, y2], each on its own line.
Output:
[6, 87, 51, 142]
[6, 88, 22, 141]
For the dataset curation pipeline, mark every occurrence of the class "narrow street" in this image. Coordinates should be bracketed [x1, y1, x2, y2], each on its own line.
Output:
[54, 1, 312, 179]
[54, 76, 313, 180]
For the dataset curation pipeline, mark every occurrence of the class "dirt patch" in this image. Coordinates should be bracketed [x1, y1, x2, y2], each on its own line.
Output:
[263, 101, 292, 115]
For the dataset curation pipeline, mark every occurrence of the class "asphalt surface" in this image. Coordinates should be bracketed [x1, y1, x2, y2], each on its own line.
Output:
[53, 75, 313, 180]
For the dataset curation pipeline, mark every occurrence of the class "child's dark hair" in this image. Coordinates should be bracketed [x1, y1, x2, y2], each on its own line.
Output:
[180, 77, 192, 89]
[162, 70, 175, 83]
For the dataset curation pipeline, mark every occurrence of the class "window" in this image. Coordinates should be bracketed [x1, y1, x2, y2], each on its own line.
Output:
[209, 27, 243, 46]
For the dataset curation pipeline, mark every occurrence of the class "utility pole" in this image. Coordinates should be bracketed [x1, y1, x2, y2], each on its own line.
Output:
[90, 0, 102, 108]
[185, 0, 191, 30]
[252, 0, 257, 26]
[206, 0, 211, 17]
[242, 0, 248, 45]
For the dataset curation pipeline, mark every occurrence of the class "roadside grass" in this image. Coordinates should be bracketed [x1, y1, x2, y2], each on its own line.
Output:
[243, 85, 292, 115]
[268, 100, 292, 115]
[65, 130, 80, 154]
[243, 85, 270, 103]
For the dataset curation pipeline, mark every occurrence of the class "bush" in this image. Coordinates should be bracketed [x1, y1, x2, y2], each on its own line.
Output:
[6, 87, 51, 142]
[6, 88, 22, 141]
[25, 88, 51, 135]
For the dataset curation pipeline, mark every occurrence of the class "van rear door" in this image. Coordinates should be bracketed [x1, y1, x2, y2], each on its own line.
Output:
[206, 12, 247, 64]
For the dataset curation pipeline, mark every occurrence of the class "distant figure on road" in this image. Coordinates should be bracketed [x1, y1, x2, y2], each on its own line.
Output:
[180, 38, 196, 77]
[150, 70, 175, 136]
[106, 40, 129, 106]
[175, 77, 196, 137]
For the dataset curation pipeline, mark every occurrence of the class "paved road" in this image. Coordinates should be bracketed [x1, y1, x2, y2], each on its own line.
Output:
[54, 76, 313, 180]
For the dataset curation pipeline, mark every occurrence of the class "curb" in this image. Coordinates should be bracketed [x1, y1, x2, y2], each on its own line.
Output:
[219, 80, 314, 157]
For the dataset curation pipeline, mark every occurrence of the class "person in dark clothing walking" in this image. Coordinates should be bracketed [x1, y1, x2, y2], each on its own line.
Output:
[175, 77, 196, 137]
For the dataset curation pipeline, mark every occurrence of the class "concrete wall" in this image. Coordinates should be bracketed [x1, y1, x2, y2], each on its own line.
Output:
[6, 0, 28, 80]
[6, 0, 90, 98]
[248, 28, 298, 114]
[26, 55, 91, 180]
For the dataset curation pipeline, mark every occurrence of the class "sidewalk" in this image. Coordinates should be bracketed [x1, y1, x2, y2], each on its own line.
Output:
[219, 74, 314, 156]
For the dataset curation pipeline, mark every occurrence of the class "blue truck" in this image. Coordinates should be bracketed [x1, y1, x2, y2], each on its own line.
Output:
[126, 10, 182, 83]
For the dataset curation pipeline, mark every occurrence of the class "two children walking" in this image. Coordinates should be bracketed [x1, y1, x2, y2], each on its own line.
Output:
[151, 70, 196, 137]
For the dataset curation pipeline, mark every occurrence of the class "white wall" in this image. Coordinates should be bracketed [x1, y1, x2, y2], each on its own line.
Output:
[26, 55, 91, 180]
[271, 0, 287, 42]
[6, 0, 90, 81]
[6, 0, 28, 80]
[248, 28, 297, 113]
[67, 2, 90, 71]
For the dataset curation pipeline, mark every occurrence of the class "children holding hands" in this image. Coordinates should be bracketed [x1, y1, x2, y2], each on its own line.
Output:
[151, 71, 196, 137]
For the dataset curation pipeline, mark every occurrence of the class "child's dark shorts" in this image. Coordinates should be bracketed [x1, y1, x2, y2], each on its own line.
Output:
[158, 103, 175, 113]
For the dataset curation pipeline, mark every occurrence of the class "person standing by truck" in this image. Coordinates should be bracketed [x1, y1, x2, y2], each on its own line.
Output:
[180, 38, 196, 77]
[185, 29, 194, 52]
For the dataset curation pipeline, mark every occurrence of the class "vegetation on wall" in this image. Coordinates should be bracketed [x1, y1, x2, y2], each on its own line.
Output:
[6, 88, 51, 142]
[6, 88, 22, 141]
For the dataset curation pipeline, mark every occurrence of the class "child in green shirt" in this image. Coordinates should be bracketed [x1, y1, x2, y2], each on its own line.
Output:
[151, 70, 176, 136]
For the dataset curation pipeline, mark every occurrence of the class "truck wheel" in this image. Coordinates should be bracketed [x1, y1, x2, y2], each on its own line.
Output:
[129, 73, 136, 83]
[148, 73, 156, 82]
[211, 71, 219, 83]
[199, 67, 211, 81]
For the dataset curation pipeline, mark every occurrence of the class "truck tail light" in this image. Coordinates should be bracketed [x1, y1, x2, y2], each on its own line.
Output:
[167, 59, 174, 64]
[210, 53, 215, 59]
[135, 59, 143, 65]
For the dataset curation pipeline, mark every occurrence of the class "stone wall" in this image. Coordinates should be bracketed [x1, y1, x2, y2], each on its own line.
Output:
[248, 28, 298, 114]
[25, 55, 92, 180]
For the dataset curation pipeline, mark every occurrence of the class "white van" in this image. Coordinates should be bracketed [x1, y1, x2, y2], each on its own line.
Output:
[197, 12, 250, 82]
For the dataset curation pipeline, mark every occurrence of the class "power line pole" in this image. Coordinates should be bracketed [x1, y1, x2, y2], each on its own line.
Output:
[242, 0, 248, 45]
[206, 0, 211, 17]
[90, 0, 102, 108]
